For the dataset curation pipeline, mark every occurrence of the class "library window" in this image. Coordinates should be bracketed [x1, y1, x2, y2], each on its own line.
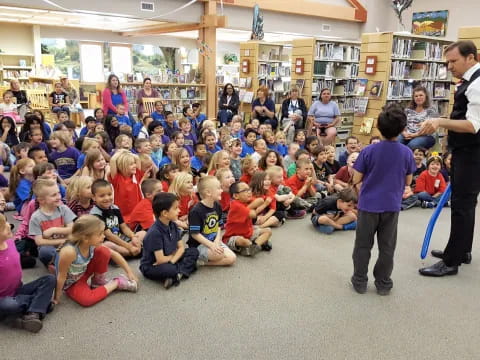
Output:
[111, 45, 132, 76]
[80, 43, 104, 82]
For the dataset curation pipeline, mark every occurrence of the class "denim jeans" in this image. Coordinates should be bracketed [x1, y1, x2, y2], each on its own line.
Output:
[52, 105, 70, 115]
[38, 245, 57, 266]
[417, 191, 441, 204]
[397, 134, 436, 150]
[217, 110, 233, 126]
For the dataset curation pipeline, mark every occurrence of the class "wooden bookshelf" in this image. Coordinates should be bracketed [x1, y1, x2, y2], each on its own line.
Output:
[0, 53, 34, 85]
[291, 38, 361, 147]
[352, 32, 453, 145]
[239, 41, 291, 122]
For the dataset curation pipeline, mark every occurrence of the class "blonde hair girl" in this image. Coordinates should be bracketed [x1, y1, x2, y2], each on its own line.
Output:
[207, 150, 230, 175]
[54, 215, 138, 307]
[168, 172, 197, 229]
[81, 149, 110, 181]
[66, 176, 94, 216]
[171, 147, 192, 174]
[9, 158, 35, 213]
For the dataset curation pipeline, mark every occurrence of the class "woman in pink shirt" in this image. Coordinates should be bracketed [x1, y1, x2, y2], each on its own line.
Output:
[102, 74, 129, 116]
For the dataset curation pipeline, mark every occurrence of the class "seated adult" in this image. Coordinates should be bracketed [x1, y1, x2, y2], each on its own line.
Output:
[307, 88, 341, 145]
[48, 82, 70, 115]
[9, 79, 28, 105]
[217, 83, 239, 126]
[281, 87, 307, 143]
[136, 77, 160, 117]
[252, 86, 277, 129]
[60, 76, 85, 123]
[398, 86, 438, 149]
[102, 74, 128, 116]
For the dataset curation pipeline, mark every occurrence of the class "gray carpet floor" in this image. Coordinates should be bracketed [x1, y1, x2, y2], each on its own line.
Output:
[2, 206, 480, 360]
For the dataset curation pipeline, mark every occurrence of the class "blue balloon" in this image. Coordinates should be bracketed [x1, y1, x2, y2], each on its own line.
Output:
[420, 183, 452, 259]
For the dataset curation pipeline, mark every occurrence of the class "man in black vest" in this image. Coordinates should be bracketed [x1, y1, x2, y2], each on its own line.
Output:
[418, 40, 480, 277]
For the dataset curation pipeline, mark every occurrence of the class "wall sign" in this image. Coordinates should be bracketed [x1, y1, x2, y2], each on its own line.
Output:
[295, 58, 304, 74]
[365, 56, 377, 75]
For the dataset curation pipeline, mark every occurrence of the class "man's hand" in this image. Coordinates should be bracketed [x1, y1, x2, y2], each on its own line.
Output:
[419, 118, 440, 135]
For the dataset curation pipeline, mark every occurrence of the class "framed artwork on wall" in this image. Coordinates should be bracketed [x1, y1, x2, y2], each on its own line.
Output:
[412, 10, 448, 37]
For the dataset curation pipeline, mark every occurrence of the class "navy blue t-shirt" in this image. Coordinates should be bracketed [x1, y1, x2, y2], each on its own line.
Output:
[140, 219, 181, 270]
[49, 146, 80, 179]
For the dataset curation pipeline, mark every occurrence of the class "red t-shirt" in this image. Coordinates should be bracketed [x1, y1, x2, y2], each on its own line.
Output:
[414, 170, 446, 195]
[125, 198, 154, 230]
[178, 193, 199, 218]
[208, 169, 217, 176]
[222, 200, 253, 242]
[239, 173, 252, 184]
[335, 166, 352, 183]
[252, 193, 276, 211]
[111, 169, 144, 218]
[220, 191, 231, 212]
[285, 174, 313, 198]
[161, 181, 170, 192]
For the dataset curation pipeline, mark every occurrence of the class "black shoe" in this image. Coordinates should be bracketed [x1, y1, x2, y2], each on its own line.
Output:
[431, 249, 472, 264]
[419, 260, 458, 277]
[350, 276, 367, 294]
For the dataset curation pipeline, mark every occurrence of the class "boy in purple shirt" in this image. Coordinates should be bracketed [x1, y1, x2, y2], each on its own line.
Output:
[0, 214, 56, 332]
[179, 118, 197, 156]
[351, 104, 416, 296]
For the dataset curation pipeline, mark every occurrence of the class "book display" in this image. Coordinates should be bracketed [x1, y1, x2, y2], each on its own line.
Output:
[291, 38, 361, 146]
[239, 41, 291, 121]
[0, 53, 34, 84]
[352, 32, 453, 144]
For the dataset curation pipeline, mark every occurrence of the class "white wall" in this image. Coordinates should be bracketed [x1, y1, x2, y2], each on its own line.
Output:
[0, 23, 34, 54]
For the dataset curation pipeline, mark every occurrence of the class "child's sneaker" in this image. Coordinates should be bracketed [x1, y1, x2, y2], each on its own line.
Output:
[343, 221, 357, 231]
[425, 201, 436, 208]
[317, 225, 335, 234]
[114, 274, 138, 292]
[11, 312, 43, 333]
[287, 210, 306, 219]
[240, 246, 253, 256]
[91, 274, 109, 288]
[163, 278, 174, 289]
[261, 241, 272, 252]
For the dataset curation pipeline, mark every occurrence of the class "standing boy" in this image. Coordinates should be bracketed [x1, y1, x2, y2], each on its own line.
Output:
[351, 104, 416, 295]
[29, 179, 76, 268]
[140, 192, 199, 289]
[188, 176, 236, 266]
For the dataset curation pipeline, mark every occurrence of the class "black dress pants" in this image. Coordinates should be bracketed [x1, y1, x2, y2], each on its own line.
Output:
[443, 146, 480, 266]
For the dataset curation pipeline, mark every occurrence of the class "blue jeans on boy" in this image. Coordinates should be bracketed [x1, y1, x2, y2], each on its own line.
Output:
[417, 191, 441, 205]
[0, 275, 56, 316]
[397, 134, 435, 150]
[52, 105, 70, 115]
[38, 246, 57, 266]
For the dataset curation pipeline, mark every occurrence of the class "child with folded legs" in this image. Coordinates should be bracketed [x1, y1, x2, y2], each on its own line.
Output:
[140, 193, 199, 289]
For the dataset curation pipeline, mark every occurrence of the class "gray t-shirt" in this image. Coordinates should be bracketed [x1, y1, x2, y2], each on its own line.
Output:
[29, 205, 76, 238]
[404, 107, 439, 133]
[307, 100, 341, 125]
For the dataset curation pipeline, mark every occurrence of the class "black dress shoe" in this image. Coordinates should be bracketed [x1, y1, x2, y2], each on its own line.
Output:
[419, 260, 458, 277]
[430, 249, 472, 264]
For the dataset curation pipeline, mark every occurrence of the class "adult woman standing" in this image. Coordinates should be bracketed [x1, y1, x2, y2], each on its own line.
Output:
[217, 83, 239, 126]
[307, 88, 341, 145]
[398, 86, 438, 149]
[102, 74, 129, 116]
[281, 87, 307, 143]
[136, 77, 160, 117]
[252, 86, 277, 129]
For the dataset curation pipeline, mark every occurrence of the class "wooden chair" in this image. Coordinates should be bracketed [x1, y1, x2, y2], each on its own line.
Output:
[142, 97, 162, 116]
[27, 89, 53, 124]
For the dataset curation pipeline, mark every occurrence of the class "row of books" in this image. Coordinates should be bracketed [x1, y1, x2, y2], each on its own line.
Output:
[2, 70, 31, 79]
[124, 86, 203, 102]
[239, 77, 253, 88]
[390, 61, 449, 80]
[313, 62, 359, 78]
[337, 98, 356, 113]
[387, 80, 450, 99]
[258, 63, 291, 78]
[392, 39, 445, 60]
[315, 43, 360, 62]
[258, 48, 283, 61]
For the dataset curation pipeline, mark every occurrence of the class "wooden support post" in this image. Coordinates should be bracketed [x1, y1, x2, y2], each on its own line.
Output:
[202, 0, 217, 120]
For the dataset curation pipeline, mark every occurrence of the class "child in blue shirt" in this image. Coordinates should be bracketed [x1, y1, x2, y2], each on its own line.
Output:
[115, 104, 133, 127]
[192, 102, 207, 127]
[204, 131, 221, 154]
[191, 143, 207, 172]
[351, 104, 416, 296]
[179, 118, 197, 157]
[162, 111, 179, 139]
[241, 128, 257, 157]
[79, 116, 98, 137]
[151, 101, 165, 122]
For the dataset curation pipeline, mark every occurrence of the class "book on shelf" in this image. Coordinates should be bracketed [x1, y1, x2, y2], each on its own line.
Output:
[180, 89, 187, 99]
[360, 117, 374, 134]
[369, 81, 383, 98]
[246, 77, 252, 88]
[314, 62, 334, 77]
[162, 90, 171, 99]
[273, 79, 283, 92]
[337, 98, 356, 113]
[242, 91, 254, 103]
[333, 84, 345, 96]
[392, 38, 413, 58]
[239, 78, 247, 88]
[433, 82, 449, 98]
[164, 104, 173, 112]
[295, 79, 305, 95]
[353, 79, 368, 96]
[259, 78, 266, 87]
[187, 89, 195, 99]
[354, 97, 369, 115]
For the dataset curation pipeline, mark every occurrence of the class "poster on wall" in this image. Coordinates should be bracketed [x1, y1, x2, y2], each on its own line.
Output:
[411, 10, 448, 37]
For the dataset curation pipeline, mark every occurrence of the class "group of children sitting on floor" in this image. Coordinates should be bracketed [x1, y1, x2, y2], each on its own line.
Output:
[0, 101, 450, 332]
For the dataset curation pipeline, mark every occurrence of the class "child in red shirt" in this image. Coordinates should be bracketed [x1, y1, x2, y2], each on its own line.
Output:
[250, 171, 284, 227]
[285, 158, 320, 211]
[414, 155, 447, 208]
[239, 157, 258, 185]
[334, 152, 359, 191]
[222, 181, 272, 256]
[126, 179, 163, 231]
[109, 150, 147, 218]
[157, 163, 179, 192]
[168, 172, 198, 230]
[216, 168, 235, 224]
[207, 150, 230, 176]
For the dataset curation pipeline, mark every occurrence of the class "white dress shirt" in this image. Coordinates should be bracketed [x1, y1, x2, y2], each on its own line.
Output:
[463, 62, 480, 132]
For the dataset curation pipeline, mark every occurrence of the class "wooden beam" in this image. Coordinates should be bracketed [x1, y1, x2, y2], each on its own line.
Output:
[217, 0, 366, 23]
